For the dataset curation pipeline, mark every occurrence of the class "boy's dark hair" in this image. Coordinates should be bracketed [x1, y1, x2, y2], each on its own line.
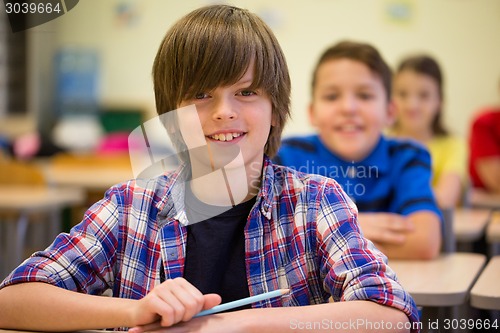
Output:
[396, 55, 448, 136]
[311, 40, 392, 101]
[152, 5, 291, 157]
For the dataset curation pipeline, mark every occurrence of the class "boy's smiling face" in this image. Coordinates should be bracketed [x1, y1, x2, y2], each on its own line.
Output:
[309, 58, 394, 162]
[178, 62, 273, 171]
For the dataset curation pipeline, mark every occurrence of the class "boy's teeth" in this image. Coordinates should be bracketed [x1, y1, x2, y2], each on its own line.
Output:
[211, 132, 242, 141]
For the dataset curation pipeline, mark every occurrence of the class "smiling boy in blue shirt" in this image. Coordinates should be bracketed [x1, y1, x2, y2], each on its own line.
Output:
[275, 41, 441, 260]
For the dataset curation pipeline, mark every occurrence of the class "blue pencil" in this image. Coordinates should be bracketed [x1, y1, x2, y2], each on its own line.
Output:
[194, 288, 289, 317]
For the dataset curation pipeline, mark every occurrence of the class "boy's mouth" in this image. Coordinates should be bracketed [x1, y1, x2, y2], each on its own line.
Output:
[207, 132, 245, 142]
[335, 124, 363, 133]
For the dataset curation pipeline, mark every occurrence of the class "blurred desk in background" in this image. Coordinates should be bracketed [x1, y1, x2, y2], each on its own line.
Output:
[389, 253, 486, 307]
[389, 253, 486, 333]
[0, 186, 84, 280]
[46, 165, 133, 192]
[471, 255, 500, 311]
[39, 153, 134, 230]
[45, 153, 134, 192]
[486, 211, 500, 256]
[454, 208, 492, 253]
[468, 188, 500, 210]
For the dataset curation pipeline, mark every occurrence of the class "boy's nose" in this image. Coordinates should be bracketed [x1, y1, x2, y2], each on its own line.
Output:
[340, 95, 358, 115]
[212, 98, 237, 120]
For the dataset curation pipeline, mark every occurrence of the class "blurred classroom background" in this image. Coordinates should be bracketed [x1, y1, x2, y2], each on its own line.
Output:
[1, 0, 500, 325]
[1, 0, 500, 143]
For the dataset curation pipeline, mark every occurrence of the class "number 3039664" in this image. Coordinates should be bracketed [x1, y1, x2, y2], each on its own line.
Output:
[443, 318, 498, 330]
[5, 2, 62, 14]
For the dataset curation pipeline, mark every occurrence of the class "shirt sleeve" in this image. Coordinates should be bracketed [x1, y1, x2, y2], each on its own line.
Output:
[0, 187, 122, 295]
[470, 112, 500, 158]
[316, 180, 420, 331]
[392, 145, 441, 217]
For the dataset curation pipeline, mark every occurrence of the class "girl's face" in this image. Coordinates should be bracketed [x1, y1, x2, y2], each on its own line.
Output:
[392, 69, 442, 134]
[309, 58, 393, 162]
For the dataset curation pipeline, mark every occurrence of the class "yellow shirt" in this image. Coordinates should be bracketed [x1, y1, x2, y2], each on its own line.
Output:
[385, 129, 467, 188]
[427, 135, 467, 187]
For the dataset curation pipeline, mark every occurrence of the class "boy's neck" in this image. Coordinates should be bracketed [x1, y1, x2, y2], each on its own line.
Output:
[188, 159, 262, 207]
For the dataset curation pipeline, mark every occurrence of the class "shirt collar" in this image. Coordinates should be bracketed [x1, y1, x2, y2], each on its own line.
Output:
[256, 155, 275, 220]
[156, 156, 276, 224]
[318, 135, 389, 174]
[362, 135, 390, 174]
[155, 164, 189, 226]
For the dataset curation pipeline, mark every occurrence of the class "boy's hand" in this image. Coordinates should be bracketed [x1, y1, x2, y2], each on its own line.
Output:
[357, 212, 415, 245]
[130, 277, 221, 330]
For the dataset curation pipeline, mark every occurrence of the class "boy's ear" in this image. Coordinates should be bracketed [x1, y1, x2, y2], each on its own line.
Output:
[386, 100, 397, 127]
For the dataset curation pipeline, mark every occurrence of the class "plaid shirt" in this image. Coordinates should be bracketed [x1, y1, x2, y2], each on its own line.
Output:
[1, 157, 419, 330]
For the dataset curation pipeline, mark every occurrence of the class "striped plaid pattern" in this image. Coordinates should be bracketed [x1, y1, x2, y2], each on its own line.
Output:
[1, 157, 419, 328]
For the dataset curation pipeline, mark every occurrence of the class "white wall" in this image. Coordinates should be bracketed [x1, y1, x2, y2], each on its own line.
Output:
[34, 0, 500, 138]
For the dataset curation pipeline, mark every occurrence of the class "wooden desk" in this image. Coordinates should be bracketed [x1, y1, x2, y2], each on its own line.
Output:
[486, 211, 500, 255]
[0, 186, 84, 279]
[39, 153, 135, 193]
[45, 165, 133, 192]
[468, 188, 500, 209]
[36, 154, 139, 230]
[453, 208, 492, 243]
[470, 256, 500, 310]
[389, 253, 486, 307]
[0, 186, 83, 211]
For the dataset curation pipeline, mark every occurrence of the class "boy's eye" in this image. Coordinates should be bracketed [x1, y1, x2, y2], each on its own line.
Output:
[239, 90, 256, 97]
[195, 92, 210, 99]
[323, 93, 338, 101]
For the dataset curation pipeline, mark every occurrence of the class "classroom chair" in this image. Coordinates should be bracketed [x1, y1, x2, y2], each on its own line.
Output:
[440, 207, 456, 253]
[0, 155, 48, 279]
[418, 208, 488, 332]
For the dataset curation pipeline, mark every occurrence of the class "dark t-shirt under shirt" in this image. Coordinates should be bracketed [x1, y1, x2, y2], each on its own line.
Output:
[182, 186, 256, 309]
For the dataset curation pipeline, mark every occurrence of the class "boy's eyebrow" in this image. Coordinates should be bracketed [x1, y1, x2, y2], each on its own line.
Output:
[356, 84, 378, 90]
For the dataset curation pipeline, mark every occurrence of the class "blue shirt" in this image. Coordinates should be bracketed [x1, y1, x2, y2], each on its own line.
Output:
[274, 135, 440, 217]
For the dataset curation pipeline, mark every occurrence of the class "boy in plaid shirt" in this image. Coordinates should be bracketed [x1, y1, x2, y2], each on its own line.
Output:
[0, 5, 418, 332]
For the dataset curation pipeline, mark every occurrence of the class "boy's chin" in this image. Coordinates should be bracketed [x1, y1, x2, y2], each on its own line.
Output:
[336, 148, 368, 162]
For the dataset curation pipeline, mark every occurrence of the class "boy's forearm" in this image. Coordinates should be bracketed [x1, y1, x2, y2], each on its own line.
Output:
[477, 158, 500, 193]
[0, 282, 137, 331]
[242, 301, 411, 333]
[0, 283, 413, 333]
